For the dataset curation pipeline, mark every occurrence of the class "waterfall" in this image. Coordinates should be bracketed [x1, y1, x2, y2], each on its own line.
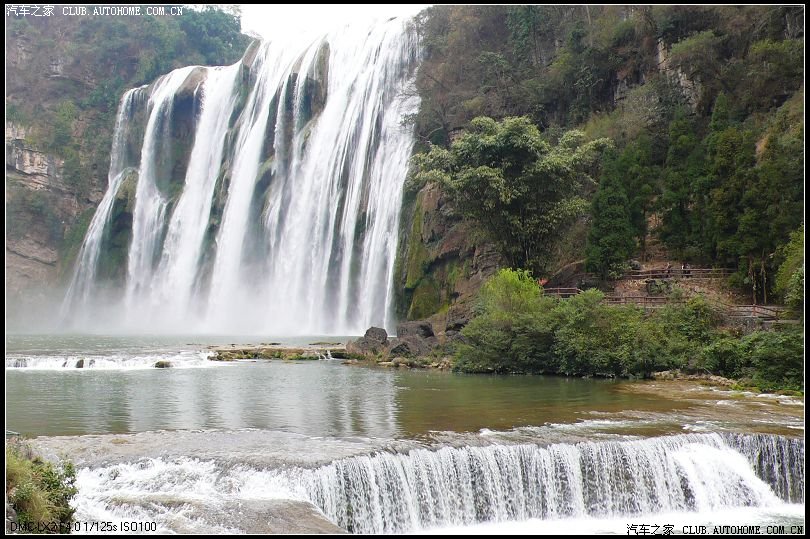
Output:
[71, 433, 804, 534]
[60, 88, 141, 323]
[145, 64, 241, 320]
[722, 432, 805, 503]
[124, 66, 198, 315]
[289, 433, 804, 533]
[62, 17, 420, 335]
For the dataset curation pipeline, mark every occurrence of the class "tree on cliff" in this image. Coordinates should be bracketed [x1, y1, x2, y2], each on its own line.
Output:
[585, 152, 636, 279]
[411, 116, 612, 273]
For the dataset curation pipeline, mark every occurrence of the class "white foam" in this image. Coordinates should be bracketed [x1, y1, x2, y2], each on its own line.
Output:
[6, 350, 222, 370]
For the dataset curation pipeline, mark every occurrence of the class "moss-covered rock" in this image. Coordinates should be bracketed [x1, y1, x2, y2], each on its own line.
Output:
[394, 181, 502, 327]
[286, 354, 320, 361]
[407, 278, 442, 320]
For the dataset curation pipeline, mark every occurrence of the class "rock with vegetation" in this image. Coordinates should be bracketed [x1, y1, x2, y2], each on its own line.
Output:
[398, 5, 804, 323]
[394, 178, 502, 329]
[211, 346, 350, 362]
[5, 439, 77, 534]
[346, 327, 389, 357]
[411, 117, 611, 276]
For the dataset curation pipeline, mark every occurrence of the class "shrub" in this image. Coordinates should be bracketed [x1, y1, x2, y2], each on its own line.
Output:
[6, 441, 77, 533]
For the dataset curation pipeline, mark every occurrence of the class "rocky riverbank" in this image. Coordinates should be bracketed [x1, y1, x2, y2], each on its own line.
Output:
[345, 321, 453, 370]
[209, 342, 355, 362]
[207, 321, 455, 370]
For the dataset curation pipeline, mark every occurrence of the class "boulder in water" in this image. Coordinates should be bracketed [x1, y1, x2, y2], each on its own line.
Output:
[154, 361, 173, 369]
[387, 336, 431, 357]
[346, 327, 389, 357]
[346, 337, 383, 356]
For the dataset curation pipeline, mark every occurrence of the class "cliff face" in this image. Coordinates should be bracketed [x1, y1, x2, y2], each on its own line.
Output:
[5, 21, 108, 309]
[394, 5, 805, 323]
[5, 123, 97, 307]
[394, 182, 502, 334]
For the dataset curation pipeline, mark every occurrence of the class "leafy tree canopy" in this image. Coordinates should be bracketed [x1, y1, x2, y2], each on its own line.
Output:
[412, 116, 612, 273]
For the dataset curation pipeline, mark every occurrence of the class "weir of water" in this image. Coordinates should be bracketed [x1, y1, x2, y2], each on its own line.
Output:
[291, 432, 804, 533]
[73, 433, 804, 534]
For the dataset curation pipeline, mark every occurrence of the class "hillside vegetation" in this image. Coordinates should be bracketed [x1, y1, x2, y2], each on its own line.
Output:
[403, 6, 803, 390]
[403, 5, 803, 313]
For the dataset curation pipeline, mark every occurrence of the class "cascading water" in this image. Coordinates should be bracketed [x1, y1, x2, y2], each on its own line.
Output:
[70, 433, 805, 534]
[124, 67, 198, 314]
[62, 17, 420, 334]
[140, 64, 241, 320]
[289, 433, 803, 533]
[60, 88, 142, 324]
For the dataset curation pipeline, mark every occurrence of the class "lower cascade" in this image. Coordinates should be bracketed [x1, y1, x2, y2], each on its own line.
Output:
[76, 433, 804, 534]
[62, 17, 420, 335]
[295, 433, 803, 533]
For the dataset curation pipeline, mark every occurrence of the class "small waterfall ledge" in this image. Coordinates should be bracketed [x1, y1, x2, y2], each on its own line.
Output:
[74, 433, 804, 534]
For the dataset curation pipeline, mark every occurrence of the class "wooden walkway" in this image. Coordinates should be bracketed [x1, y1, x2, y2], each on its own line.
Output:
[618, 268, 734, 280]
[542, 287, 791, 320]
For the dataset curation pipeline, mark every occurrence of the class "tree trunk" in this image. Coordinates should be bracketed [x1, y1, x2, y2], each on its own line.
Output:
[761, 255, 767, 305]
[584, 6, 594, 47]
[748, 256, 756, 305]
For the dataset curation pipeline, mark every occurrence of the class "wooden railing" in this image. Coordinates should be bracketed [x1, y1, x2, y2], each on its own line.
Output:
[542, 287, 792, 320]
[543, 287, 583, 298]
[618, 268, 734, 280]
[603, 295, 685, 308]
[710, 300, 789, 321]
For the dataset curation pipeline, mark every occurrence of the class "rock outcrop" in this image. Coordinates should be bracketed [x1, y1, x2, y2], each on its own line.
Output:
[347, 323, 453, 370]
[396, 320, 434, 339]
[394, 181, 502, 336]
[346, 327, 389, 356]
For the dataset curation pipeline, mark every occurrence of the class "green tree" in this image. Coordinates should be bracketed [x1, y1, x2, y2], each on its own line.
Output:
[585, 152, 636, 279]
[774, 225, 804, 311]
[412, 116, 611, 273]
[455, 268, 559, 374]
[743, 39, 803, 112]
[617, 136, 660, 251]
[657, 111, 706, 258]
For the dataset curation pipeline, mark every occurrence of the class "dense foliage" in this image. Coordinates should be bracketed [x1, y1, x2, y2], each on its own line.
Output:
[656, 93, 804, 303]
[455, 269, 803, 392]
[410, 5, 804, 304]
[412, 6, 802, 143]
[774, 225, 804, 312]
[6, 442, 77, 533]
[585, 151, 636, 278]
[411, 117, 611, 273]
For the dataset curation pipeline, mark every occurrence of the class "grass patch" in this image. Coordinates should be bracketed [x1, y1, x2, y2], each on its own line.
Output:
[6, 440, 77, 533]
